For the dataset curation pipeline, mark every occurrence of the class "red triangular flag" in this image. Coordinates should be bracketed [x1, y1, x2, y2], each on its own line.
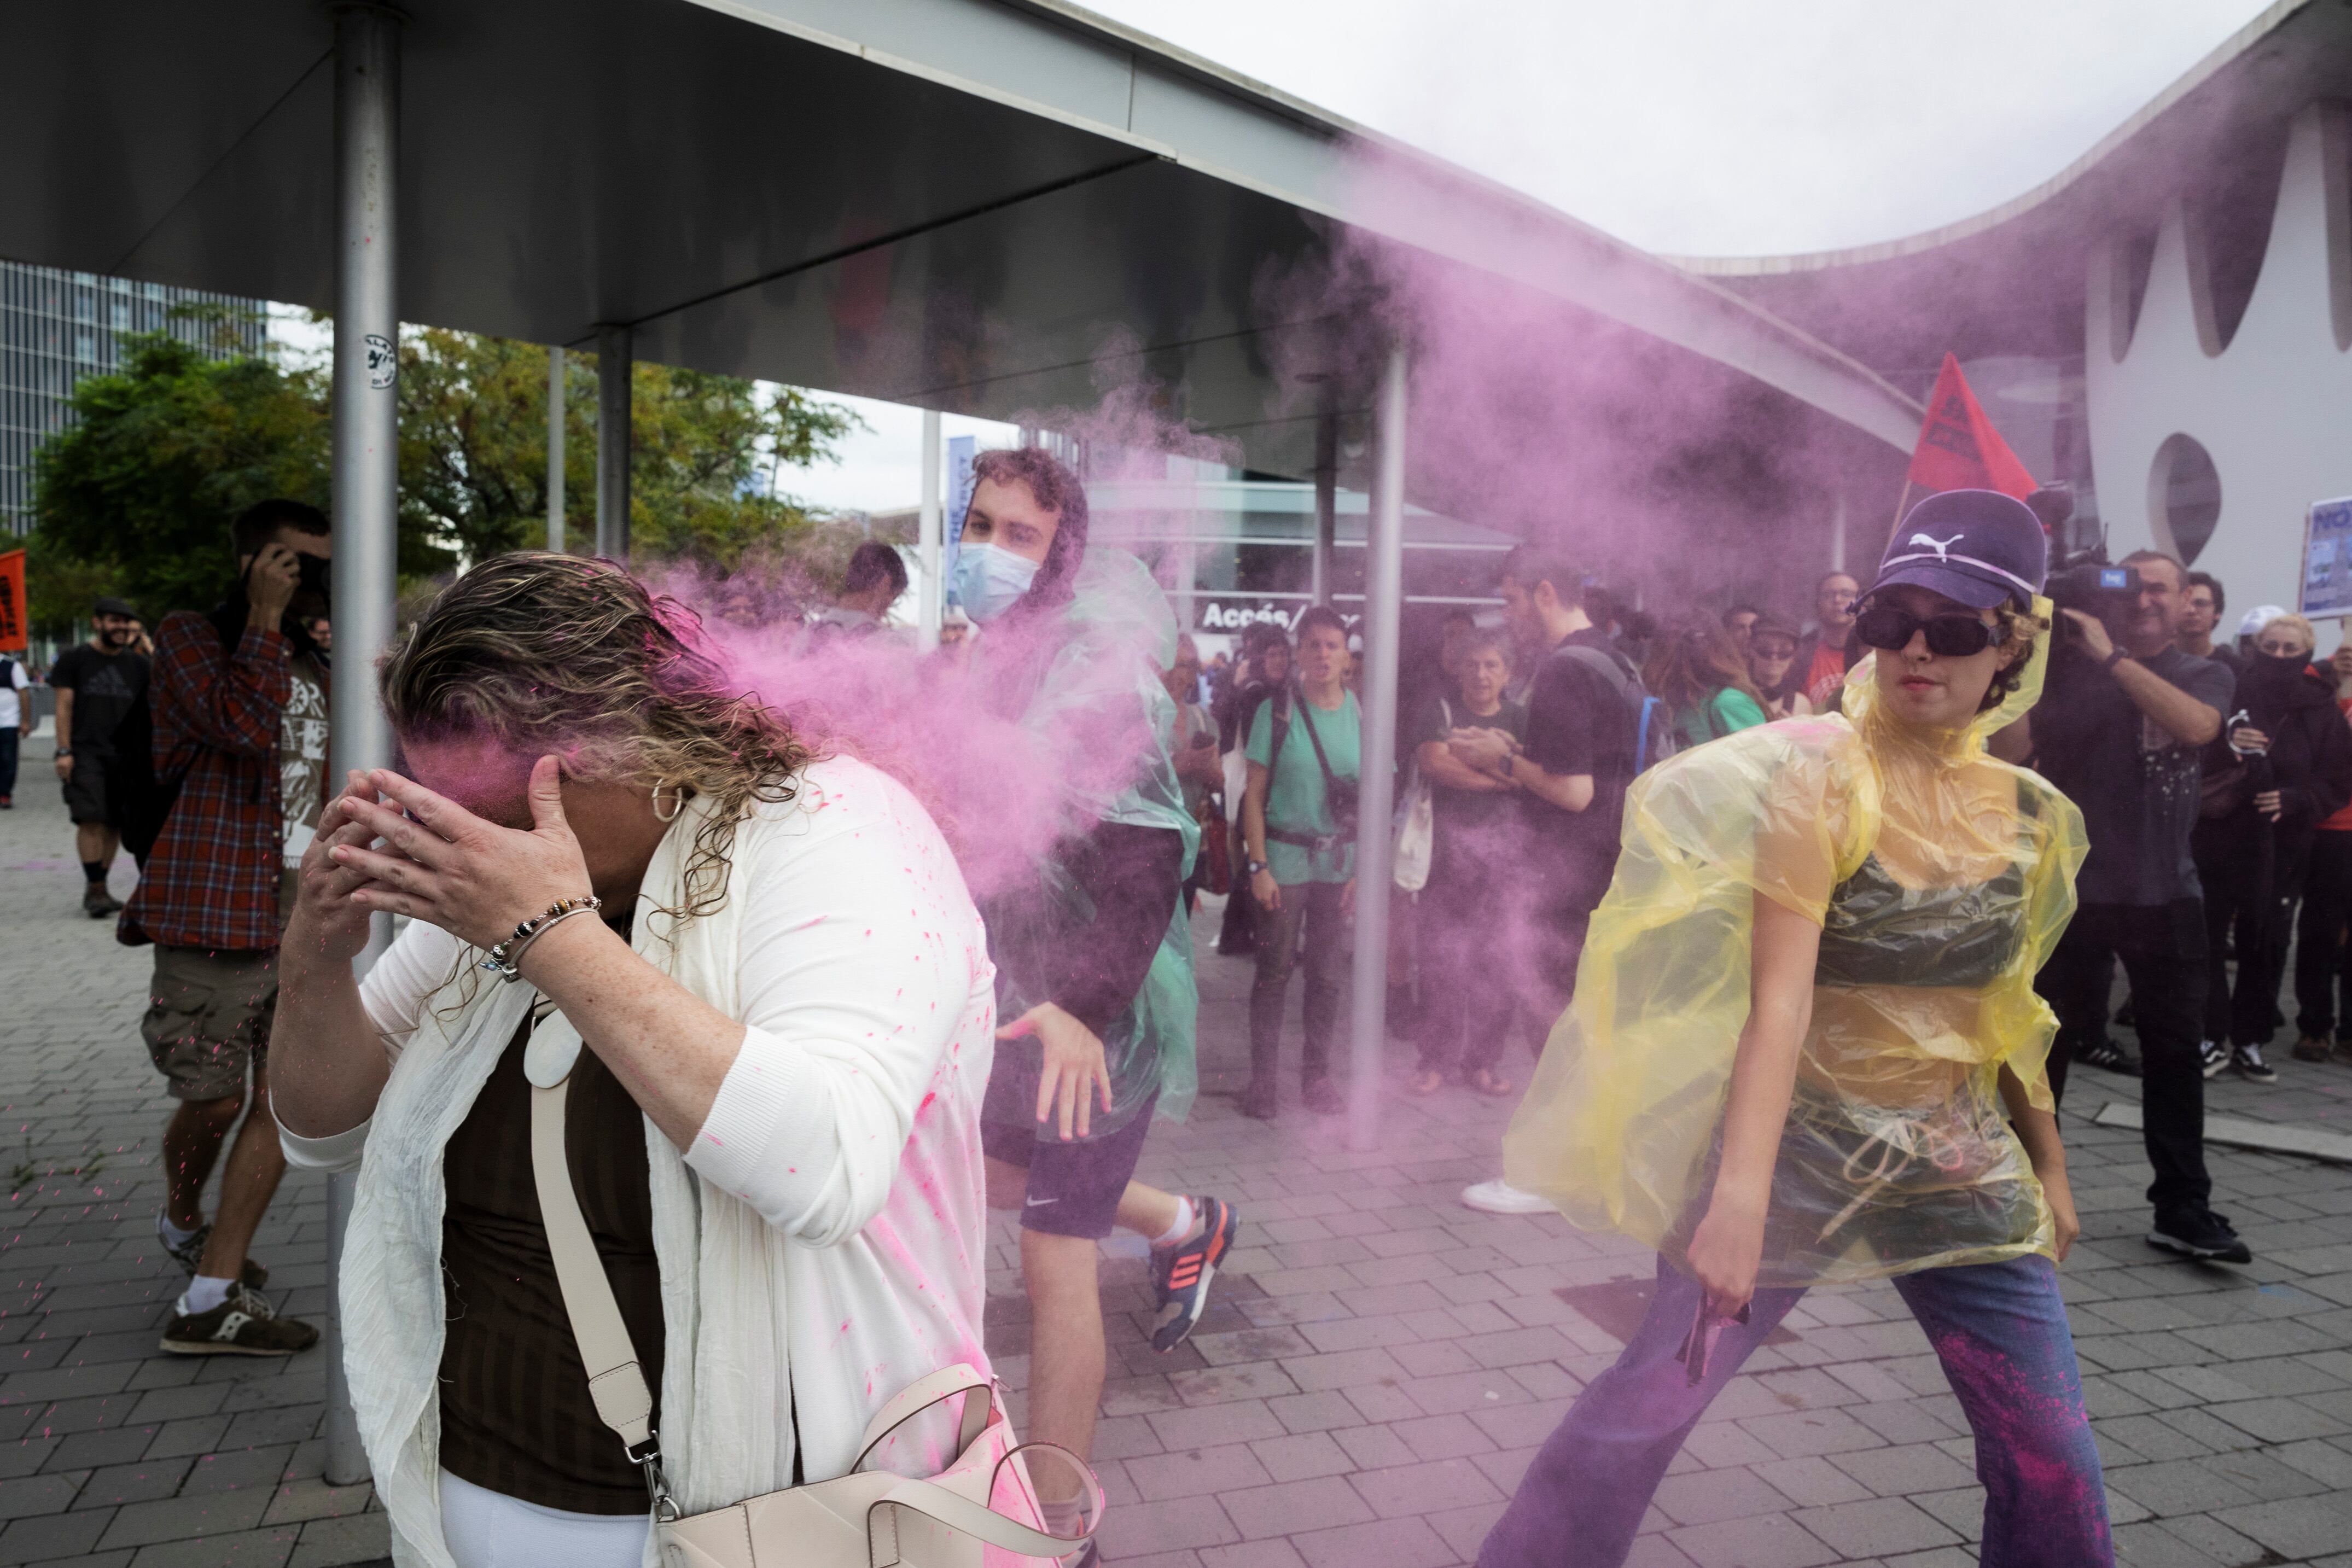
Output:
[1906, 353, 2037, 499]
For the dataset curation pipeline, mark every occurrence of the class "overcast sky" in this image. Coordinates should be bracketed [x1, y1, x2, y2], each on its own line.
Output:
[1085, 0, 2277, 258]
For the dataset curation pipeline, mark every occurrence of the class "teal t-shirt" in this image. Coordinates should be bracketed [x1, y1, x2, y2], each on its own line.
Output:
[1676, 686, 1769, 749]
[1247, 687, 1361, 885]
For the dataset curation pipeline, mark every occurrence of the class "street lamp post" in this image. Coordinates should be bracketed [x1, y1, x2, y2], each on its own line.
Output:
[323, 0, 403, 1489]
[1346, 343, 1410, 1151]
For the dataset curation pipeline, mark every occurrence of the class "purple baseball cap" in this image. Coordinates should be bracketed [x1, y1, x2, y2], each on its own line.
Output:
[1872, 489, 2048, 610]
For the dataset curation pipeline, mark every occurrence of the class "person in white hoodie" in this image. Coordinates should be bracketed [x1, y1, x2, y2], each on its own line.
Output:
[269, 553, 998, 1567]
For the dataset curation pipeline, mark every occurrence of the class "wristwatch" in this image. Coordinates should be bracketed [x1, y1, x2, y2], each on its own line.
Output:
[1247, 859, 1268, 876]
[2102, 648, 2128, 673]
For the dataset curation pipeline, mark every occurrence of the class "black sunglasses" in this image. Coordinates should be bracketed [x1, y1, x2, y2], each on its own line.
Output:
[1853, 603, 2008, 657]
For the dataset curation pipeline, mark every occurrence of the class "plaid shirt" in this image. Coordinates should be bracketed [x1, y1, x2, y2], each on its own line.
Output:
[119, 611, 298, 952]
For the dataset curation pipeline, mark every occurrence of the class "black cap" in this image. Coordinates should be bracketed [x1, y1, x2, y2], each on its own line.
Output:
[92, 596, 141, 620]
[1872, 489, 2048, 610]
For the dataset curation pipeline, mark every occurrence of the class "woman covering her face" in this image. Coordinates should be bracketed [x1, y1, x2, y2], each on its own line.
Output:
[1483, 491, 2115, 1568]
[267, 556, 998, 1566]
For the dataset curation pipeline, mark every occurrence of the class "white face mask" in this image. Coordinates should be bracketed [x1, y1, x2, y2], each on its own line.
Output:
[952, 542, 1041, 623]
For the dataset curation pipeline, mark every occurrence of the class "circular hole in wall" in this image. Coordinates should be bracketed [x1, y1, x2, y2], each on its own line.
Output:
[2148, 434, 2221, 565]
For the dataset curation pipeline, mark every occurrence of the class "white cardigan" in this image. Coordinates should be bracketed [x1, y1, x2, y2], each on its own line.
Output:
[281, 756, 997, 1566]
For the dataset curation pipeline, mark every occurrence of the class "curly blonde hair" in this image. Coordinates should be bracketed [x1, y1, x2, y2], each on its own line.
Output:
[1980, 598, 2049, 712]
[380, 553, 813, 920]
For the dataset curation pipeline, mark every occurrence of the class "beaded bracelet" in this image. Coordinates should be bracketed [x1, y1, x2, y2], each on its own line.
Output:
[479, 894, 603, 982]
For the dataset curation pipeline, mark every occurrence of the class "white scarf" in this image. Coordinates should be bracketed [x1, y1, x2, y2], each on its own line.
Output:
[342, 797, 839, 1564]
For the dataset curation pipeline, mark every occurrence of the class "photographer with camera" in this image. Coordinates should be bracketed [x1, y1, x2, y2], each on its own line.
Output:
[2025, 545, 2248, 1263]
[121, 498, 333, 1352]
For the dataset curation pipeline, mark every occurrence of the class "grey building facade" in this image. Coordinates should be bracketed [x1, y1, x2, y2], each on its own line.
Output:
[1, 260, 266, 536]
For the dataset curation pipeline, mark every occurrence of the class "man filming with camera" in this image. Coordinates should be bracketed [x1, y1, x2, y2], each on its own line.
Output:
[2024, 544, 2249, 1263]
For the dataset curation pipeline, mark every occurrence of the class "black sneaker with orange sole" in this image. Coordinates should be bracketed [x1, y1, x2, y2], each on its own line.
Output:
[1150, 1196, 1239, 1354]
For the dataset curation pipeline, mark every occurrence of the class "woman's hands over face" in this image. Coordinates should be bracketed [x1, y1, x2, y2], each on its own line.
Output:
[286, 770, 388, 966]
[329, 755, 595, 949]
[999, 1001, 1114, 1141]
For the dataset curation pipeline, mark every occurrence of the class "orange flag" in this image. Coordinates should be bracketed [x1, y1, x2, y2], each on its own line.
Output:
[1907, 353, 2037, 499]
[0, 550, 26, 654]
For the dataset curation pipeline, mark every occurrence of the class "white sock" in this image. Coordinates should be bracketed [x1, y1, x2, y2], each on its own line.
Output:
[178, 1275, 234, 1316]
[1150, 1196, 1197, 1250]
[158, 1213, 201, 1249]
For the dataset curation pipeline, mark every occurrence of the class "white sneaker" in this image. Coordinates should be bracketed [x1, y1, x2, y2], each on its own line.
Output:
[1460, 1179, 1552, 1215]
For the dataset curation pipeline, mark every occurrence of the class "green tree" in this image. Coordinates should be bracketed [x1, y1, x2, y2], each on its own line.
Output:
[397, 330, 861, 572]
[28, 333, 338, 628]
[31, 324, 863, 633]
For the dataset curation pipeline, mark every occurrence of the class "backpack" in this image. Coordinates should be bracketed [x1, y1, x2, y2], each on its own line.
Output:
[1553, 643, 1679, 777]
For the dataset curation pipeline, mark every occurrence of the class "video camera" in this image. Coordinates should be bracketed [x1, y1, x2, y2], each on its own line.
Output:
[2046, 547, 2143, 646]
[2030, 486, 2141, 649]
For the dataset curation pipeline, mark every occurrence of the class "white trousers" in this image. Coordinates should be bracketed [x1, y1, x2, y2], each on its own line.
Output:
[439, 1470, 650, 1568]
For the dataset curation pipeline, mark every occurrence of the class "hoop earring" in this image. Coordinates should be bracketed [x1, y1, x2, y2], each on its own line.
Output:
[652, 782, 685, 823]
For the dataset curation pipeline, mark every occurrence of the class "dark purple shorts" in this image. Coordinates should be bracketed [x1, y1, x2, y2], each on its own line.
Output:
[981, 1093, 1158, 1239]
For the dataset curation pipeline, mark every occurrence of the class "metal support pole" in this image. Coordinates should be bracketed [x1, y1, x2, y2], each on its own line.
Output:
[1311, 393, 1338, 607]
[918, 409, 943, 650]
[546, 345, 565, 551]
[325, 0, 402, 1489]
[1827, 487, 1847, 573]
[596, 324, 632, 558]
[1346, 345, 1409, 1151]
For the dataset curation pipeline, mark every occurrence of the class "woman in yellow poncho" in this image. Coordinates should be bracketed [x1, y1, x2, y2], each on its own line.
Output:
[1480, 492, 2112, 1568]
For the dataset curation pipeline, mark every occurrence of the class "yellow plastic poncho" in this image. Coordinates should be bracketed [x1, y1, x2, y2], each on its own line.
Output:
[1504, 602, 2088, 1285]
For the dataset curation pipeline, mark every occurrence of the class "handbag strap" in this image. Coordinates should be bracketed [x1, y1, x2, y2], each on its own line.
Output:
[527, 1074, 1021, 1537]
[529, 1078, 669, 1499]
[531, 1076, 656, 1448]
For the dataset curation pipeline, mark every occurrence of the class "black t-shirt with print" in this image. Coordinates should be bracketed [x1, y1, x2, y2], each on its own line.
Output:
[1520, 627, 1637, 916]
[49, 643, 149, 757]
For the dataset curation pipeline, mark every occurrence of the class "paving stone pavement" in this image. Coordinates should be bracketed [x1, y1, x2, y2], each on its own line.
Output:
[5, 727, 2352, 1567]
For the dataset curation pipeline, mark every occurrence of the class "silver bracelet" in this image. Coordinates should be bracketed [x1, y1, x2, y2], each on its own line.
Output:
[479, 894, 603, 981]
[497, 905, 601, 982]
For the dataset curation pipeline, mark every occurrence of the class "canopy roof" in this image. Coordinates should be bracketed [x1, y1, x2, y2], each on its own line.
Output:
[5, 0, 1919, 530]
[1676, 0, 2352, 372]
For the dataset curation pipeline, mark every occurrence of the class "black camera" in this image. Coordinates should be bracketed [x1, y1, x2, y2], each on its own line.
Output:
[2046, 545, 2141, 648]
[297, 551, 332, 606]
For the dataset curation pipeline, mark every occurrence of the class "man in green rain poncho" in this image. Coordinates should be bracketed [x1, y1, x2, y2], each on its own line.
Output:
[956, 448, 1241, 1549]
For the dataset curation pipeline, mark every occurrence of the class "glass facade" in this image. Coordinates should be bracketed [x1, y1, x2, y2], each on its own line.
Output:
[1, 261, 266, 536]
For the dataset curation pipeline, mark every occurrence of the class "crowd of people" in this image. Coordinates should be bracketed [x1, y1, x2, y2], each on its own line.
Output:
[21, 450, 2352, 1567]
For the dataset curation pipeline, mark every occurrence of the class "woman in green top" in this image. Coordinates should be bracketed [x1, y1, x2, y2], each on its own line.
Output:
[1645, 617, 1769, 748]
[1241, 607, 1361, 1120]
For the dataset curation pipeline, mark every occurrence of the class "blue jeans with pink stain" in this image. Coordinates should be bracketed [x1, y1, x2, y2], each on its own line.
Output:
[1478, 1252, 2112, 1568]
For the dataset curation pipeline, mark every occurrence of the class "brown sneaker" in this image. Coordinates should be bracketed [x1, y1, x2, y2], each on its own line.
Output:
[2293, 1035, 2334, 1063]
[82, 884, 123, 919]
[160, 1283, 318, 1356]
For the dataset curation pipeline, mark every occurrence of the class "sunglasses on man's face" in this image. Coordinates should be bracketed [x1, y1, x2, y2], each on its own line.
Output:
[1750, 639, 1797, 660]
[1853, 604, 2007, 657]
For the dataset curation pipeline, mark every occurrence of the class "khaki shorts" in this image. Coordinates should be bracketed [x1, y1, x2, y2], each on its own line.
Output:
[142, 946, 277, 1101]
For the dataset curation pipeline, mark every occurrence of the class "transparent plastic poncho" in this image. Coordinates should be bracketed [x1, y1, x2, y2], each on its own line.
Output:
[980, 547, 1202, 1138]
[1504, 599, 2088, 1284]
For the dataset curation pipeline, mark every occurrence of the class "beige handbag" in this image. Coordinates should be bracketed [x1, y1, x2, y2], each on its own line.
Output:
[529, 1072, 1101, 1568]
